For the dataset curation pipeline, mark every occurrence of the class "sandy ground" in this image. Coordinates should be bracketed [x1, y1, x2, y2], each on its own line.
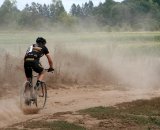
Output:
[0, 85, 160, 128]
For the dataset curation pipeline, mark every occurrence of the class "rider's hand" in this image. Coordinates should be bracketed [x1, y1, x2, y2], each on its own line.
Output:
[48, 67, 54, 72]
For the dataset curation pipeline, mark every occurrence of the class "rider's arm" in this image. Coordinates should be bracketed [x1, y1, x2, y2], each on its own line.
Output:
[46, 54, 53, 68]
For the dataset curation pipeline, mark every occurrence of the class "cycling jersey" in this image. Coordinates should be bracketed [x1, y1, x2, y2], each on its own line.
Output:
[24, 44, 49, 60]
[24, 44, 49, 78]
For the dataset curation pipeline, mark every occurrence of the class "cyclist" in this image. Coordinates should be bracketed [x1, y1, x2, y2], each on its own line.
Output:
[24, 37, 54, 89]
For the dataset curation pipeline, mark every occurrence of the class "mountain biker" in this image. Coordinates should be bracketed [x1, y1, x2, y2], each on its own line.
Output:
[24, 37, 54, 89]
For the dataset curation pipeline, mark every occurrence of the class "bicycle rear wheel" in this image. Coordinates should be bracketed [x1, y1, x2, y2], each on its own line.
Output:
[35, 82, 47, 109]
[20, 81, 32, 108]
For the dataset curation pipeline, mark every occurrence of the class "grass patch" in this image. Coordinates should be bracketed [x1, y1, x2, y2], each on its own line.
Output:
[79, 97, 160, 127]
[117, 97, 160, 116]
[23, 120, 86, 130]
[80, 106, 120, 119]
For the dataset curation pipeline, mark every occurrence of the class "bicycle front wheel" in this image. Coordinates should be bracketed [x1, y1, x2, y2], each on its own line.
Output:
[35, 82, 47, 109]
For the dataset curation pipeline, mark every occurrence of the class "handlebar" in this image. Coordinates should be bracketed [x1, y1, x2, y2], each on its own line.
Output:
[45, 68, 54, 72]
[33, 68, 54, 77]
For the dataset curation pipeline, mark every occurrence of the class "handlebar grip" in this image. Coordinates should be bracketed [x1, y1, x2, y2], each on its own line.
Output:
[44, 68, 54, 72]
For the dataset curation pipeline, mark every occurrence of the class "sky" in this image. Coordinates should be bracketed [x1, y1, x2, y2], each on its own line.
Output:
[0, 0, 124, 12]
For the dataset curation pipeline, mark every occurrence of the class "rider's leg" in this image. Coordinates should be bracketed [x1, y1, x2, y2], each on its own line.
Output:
[33, 61, 44, 88]
[35, 71, 45, 89]
[27, 77, 32, 82]
[38, 70, 45, 81]
[24, 61, 32, 82]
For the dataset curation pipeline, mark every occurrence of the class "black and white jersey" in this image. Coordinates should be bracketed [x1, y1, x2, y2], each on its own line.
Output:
[25, 44, 49, 60]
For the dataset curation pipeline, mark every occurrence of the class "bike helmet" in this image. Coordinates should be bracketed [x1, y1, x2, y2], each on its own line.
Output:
[36, 37, 46, 46]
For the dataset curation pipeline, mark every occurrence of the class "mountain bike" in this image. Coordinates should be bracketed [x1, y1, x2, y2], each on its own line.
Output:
[20, 69, 53, 109]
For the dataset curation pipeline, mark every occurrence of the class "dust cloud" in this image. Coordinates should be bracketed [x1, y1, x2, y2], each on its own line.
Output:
[46, 39, 160, 92]
[0, 97, 22, 127]
[106, 55, 160, 90]
[1, 33, 160, 94]
[0, 31, 160, 128]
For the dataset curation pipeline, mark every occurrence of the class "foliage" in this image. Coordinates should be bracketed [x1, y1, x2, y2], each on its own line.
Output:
[0, 0, 160, 30]
[0, 0, 19, 26]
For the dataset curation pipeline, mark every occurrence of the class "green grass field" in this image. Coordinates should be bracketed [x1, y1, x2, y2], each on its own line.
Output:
[0, 31, 160, 57]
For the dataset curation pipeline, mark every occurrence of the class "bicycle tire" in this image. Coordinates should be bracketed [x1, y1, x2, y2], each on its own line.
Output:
[20, 81, 32, 108]
[35, 82, 47, 109]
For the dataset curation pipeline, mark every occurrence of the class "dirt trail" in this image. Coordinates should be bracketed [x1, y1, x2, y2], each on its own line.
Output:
[0, 86, 160, 128]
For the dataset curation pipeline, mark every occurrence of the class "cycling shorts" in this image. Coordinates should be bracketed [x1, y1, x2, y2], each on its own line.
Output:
[24, 59, 44, 78]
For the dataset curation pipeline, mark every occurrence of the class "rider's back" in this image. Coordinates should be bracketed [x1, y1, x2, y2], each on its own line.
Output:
[24, 44, 49, 61]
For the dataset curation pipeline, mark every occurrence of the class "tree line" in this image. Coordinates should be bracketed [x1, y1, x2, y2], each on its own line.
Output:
[0, 0, 160, 31]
